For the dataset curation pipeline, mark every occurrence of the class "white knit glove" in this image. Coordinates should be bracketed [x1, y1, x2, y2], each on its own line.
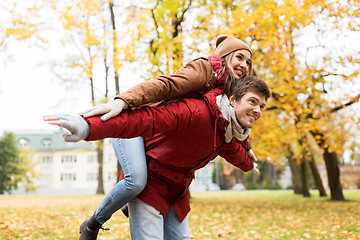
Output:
[247, 149, 258, 162]
[43, 114, 89, 142]
[251, 162, 260, 174]
[80, 99, 128, 121]
[247, 149, 259, 173]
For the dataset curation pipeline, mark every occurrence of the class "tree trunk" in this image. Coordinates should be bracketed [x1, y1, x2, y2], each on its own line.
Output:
[300, 157, 311, 197]
[108, 1, 122, 182]
[96, 140, 105, 194]
[323, 148, 344, 201]
[109, 1, 120, 96]
[308, 155, 327, 197]
[270, 164, 277, 187]
[252, 172, 257, 185]
[310, 131, 345, 201]
[286, 146, 302, 194]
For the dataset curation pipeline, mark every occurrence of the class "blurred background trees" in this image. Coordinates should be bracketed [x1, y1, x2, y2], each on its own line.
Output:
[0, 132, 36, 194]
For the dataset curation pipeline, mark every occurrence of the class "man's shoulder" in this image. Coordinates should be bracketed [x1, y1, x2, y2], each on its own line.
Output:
[179, 88, 225, 112]
[203, 87, 225, 98]
[177, 98, 212, 117]
[180, 97, 209, 109]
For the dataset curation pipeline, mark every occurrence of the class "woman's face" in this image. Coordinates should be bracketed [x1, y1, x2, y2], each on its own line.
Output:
[229, 50, 252, 78]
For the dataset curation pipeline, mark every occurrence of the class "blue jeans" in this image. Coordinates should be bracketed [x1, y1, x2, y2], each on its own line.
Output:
[128, 198, 191, 240]
[94, 137, 147, 224]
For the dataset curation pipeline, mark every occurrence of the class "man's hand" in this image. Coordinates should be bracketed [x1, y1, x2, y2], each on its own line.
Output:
[247, 149, 258, 162]
[248, 149, 259, 173]
[43, 114, 89, 142]
[80, 99, 128, 121]
[251, 162, 260, 174]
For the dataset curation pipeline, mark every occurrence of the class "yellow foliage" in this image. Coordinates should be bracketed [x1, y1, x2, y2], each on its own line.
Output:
[222, 0, 360, 165]
[4, 0, 358, 166]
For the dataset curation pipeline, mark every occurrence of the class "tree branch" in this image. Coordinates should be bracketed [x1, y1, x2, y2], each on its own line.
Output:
[330, 93, 360, 113]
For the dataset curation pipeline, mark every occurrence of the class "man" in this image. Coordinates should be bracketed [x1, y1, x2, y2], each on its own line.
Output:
[44, 75, 271, 239]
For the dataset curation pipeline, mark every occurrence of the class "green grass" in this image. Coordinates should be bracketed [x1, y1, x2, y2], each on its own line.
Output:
[190, 190, 360, 239]
[0, 190, 359, 239]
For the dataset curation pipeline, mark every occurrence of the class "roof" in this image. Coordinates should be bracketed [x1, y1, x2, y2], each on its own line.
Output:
[15, 128, 95, 152]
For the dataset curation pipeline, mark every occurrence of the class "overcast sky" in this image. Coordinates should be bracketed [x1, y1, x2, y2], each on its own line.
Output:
[0, 42, 143, 135]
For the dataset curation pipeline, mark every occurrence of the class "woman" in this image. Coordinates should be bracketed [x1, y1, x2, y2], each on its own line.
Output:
[79, 35, 253, 239]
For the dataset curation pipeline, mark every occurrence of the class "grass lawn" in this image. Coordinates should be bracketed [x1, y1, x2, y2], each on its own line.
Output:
[0, 190, 359, 239]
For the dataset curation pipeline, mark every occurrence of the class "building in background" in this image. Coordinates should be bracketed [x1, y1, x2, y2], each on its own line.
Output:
[15, 129, 217, 195]
[15, 129, 118, 195]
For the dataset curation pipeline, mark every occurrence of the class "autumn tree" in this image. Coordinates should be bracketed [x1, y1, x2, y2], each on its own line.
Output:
[0, 132, 25, 194]
[211, 0, 360, 200]
[24, 0, 358, 199]
[0, 1, 44, 51]
[124, 0, 196, 77]
[0, 1, 47, 194]
[58, 0, 115, 194]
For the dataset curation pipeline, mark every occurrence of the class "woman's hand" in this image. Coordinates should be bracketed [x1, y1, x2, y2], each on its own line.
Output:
[80, 99, 128, 121]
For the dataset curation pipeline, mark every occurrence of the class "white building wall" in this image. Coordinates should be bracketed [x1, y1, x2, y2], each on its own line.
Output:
[16, 131, 218, 195]
[29, 140, 118, 195]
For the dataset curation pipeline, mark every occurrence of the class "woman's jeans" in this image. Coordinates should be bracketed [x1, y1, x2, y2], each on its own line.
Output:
[94, 137, 147, 224]
[128, 198, 191, 240]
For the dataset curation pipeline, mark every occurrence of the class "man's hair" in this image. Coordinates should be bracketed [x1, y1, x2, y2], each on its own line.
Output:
[229, 76, 271, 101]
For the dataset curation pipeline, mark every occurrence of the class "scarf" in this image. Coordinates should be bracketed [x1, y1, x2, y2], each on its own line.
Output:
[216, 94, 250, 143]
[208, 54, 227, 87]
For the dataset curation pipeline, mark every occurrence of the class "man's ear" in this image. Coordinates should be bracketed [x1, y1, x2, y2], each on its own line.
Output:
[229, 95, 236, 107]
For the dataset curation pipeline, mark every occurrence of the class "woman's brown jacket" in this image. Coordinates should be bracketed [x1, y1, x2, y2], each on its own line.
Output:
[115, 57, 219, 107]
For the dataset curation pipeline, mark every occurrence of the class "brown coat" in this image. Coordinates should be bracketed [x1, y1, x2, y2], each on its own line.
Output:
[115, 57, 219, 107]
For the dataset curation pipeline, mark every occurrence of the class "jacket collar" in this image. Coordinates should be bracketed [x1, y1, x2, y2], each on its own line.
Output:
[202, 88, 229, 132]
[202, 88, 229, 152]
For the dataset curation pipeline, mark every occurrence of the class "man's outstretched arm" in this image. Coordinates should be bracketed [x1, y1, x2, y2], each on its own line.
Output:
[44, 100, 195, 142]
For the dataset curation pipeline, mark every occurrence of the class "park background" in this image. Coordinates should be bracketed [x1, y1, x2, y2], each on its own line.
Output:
[0, 0, 359, 239]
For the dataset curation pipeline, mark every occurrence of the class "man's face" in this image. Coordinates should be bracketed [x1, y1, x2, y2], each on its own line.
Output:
[229, 91, 266, 128]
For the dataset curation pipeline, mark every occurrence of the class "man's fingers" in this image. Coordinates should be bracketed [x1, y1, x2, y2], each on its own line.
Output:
[64, 134, 79, 142]
[44, 114, 89, 143]
[62, 133, 79, 142]
[48, 121, 61, 126]
[43, 114, 72, 129]
[43, 115, 61, 126]
[43, 115, 58, 121]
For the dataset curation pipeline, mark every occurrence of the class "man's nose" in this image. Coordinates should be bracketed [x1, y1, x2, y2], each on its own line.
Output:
[253, 105, 262, 114]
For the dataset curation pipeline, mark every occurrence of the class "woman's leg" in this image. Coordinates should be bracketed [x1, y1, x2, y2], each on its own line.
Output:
[94, 137, 147, 224]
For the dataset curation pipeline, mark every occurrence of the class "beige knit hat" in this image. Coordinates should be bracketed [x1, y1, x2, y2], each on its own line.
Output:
[214, 35, 252, 58]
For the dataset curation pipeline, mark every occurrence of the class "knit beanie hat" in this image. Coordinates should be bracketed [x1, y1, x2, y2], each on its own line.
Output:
[214, 35, 252, 58]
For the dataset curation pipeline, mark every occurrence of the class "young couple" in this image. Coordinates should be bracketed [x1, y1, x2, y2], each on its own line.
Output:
[44, 35, 271, 240]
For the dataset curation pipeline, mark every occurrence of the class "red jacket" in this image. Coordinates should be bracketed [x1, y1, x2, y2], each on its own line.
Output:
[85, 88, 254, 221]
